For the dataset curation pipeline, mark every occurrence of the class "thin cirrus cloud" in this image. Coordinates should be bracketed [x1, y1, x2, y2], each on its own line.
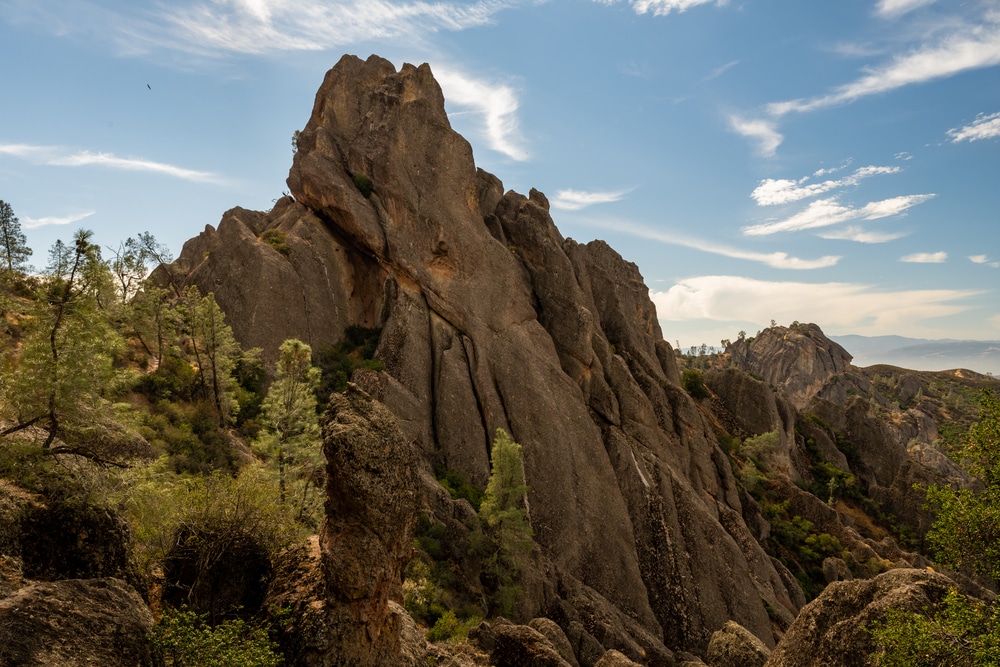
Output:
[432, 67, 528, 161]
[901, 251, 947, 263]
[875, 0, 937, 18]
[750, 165, 900, 206]
[650, 275, 979, 335]
[22, 211, 96, 230]
[742, 194, 935, 236]
[767, 15, 1000, 117]
[0, 143, 225, 184]
[948, 112, 1000, 143]
[728, 115, 783, 157]
[594, 0, 720, 17]
[576, 216, 841, 269]
[551, 189, 629, 211]
[816, 225, 908, 244]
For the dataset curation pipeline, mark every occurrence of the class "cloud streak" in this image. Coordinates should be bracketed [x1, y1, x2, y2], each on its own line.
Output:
[948, 111, 1000, 142]
[901, 251, 947, 263]
[433, 67, 528, 161]
[576, 216, 840, 269]
[551, 189, 629, 211]
[750, 165, 900, 206]
[875, 0, 936, 18]
[728, 115, 783, 157]
[0, 143, 225, 184]
[768, 15, 1000, 116]
[742, 193, 934, 236]
[595, 0, 721, 17]
[970, 255, 1000, 268]
[22, 211, 96, 230]
[650, 275, 980, 335]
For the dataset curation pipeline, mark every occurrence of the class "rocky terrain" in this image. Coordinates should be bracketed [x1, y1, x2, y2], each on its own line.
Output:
[1, 54, 997, 666]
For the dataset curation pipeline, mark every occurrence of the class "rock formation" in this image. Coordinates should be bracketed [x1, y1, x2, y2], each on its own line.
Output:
[265, 385, 421, 666]
[169, 54, 800, 655]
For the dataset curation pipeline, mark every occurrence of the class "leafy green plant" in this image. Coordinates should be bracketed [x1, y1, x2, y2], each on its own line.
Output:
[260, 229, 289, 256]
[315, 326, 383, 402]
[437, 468, 483, 511]
[682, 369, 709, 399]
[149, 606, 283, 667]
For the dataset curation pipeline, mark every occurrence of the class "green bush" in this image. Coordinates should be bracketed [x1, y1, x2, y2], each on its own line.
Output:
[437, 468, 483, 511]
[149, 606, 283, 667]
[352, 173, 373, 198]
[315, 326, 383, 402]
[260, 229, 289, 256]
[682, 369, 709, 399]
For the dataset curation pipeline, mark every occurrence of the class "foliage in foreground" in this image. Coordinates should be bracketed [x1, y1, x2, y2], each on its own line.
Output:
[872, 390, 1000, 664]
[150, 606, 283, 667]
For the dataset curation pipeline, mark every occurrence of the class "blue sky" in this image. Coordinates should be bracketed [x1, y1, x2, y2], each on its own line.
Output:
[1, 0, 998, 349]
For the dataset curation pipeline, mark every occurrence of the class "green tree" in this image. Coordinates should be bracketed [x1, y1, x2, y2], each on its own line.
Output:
[478, 428, 533, 616]
[0, 230, 124, 450]
[871, 390, 1000, 665]
[259, 339, 322, 513]
[184, 288, 244, 428]
[0, 200, 31, 275]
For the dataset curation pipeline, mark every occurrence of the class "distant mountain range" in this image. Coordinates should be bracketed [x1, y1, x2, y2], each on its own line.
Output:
[831, 334, 1000, 376]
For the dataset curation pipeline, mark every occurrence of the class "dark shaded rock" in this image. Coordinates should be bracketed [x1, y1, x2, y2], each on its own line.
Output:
[0, 578, 153, 667]
[19, 498, 130, 582]
[566, 620, 608, 667]
[764, 568, 954, 667]
[492, 624, 574, 667]
[530, 617, 580, 667]
[593, 650, 643, 667]
[705, 621, 770, 667]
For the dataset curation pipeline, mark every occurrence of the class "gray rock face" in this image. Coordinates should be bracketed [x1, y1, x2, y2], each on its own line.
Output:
[0, 578, 153, 667]
[764, 568, 954, 667]
[492, 624, 575, 667]
[264, 386, 422, 666]
[705, 621, 770, 667]
[170, 53, 802, 654]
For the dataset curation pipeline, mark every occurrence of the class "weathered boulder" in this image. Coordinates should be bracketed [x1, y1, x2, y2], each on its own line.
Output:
[529, 617, 581, 667]
[593, 650, 644, 667]
[492, 624, 575, 667]
[764, 568, 954, 667]
[705, 620, 770, 667]
[0, 578, 153, 667]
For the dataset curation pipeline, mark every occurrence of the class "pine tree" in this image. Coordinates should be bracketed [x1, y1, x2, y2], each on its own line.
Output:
[0, 200, 31, 276]
[478, 428, 533, 616]
[260, 339, 322, 511]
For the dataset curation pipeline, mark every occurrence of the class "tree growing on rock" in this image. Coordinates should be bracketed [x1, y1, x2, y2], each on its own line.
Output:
[0, 200, 31, 276]
[478, 428, 533, 617]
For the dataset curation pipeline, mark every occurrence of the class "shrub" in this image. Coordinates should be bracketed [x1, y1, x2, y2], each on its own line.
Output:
[149, 606, 283, 667]
[352, 173, 373, 198]
[437, 468, 483, 511]
[682, 369, 709, 399]
[259, 229, 289, 256]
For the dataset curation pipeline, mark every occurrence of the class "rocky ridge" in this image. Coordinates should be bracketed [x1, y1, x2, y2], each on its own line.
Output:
[160, 54, 999, 666]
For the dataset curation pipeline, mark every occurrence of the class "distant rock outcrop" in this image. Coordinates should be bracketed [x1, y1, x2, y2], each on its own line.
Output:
[169, 53, 799, 655]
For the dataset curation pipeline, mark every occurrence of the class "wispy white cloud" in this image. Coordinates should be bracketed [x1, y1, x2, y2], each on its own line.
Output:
[595, 0, 722, 17]
[0, 143, 225, 184]
[703, 60, 739, 82]
[434, 67, 527, 161]
[768, 15, 1000, 116]
[948, 111, 1000, 142]
[551, 189, 629, 211]
[817, 225, 908, 243]
[750, 165, 900, 206]
[576, 216, 840, 269]
[970, 255, 1000, 268]
[742, 193, 934, 236]
[650, 275, 980, 336]
[728, 115, 783, 157]
[875, 0, 936, 19]
[21, 211, 96, 230]
[901, 251, 947, 263]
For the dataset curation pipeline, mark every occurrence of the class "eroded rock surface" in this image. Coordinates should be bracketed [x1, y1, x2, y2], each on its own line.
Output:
[170, 53, 801, 656]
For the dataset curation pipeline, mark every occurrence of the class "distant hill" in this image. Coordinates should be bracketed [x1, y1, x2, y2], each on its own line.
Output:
[831, 334, 1000, 376]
